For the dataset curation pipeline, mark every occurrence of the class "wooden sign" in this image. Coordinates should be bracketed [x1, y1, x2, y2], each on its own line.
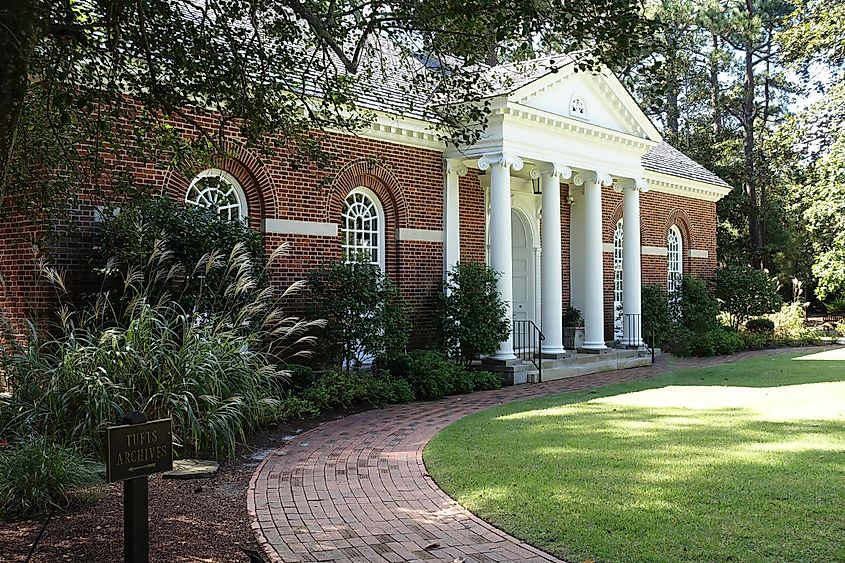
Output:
[106, 418, 173, 483]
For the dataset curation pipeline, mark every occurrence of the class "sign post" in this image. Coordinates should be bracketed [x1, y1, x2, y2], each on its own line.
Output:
[106, 412, 173, 563]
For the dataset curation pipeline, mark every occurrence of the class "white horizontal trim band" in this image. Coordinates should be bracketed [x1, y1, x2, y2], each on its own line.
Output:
[690, 249, 709, 259]
[396, 228, 444, 242]
[264, 219, 337, 237]
[602, 244, 667, 256]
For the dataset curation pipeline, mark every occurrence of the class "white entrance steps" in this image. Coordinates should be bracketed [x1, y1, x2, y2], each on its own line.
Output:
[482, 348, 655, 385]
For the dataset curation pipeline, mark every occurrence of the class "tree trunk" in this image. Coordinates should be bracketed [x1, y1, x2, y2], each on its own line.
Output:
[710, 33, 722, 134]
[743, 37, 760, 265]
[0, 0, 41, 201]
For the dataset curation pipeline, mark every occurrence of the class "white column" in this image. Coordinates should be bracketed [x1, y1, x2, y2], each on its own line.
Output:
[569, 187, 585, 313]
[621, 178, 649, 347]
[574, 170, 612, 351]
[532, 163, 572, 355]
[443, 159, 467, 278]
[479, 152, 523, 360]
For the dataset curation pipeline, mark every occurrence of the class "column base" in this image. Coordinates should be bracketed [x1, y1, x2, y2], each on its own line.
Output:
[540, 348, 567, 359]
[484, 355, 518, 365]
[578, 344, 610, 354]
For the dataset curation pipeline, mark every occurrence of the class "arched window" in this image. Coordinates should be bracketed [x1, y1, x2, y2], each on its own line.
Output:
[570, 95, 587, 118]
[342, 188, 385, 269]
[613, 220, 624, 339]
[667, 225, 683, 295]
[185, 169, 247, 221]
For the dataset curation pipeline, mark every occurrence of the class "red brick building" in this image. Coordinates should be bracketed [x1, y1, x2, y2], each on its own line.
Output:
[0, 55, 731, 366]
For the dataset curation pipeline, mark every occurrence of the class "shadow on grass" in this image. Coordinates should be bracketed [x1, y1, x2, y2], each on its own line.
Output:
[425, 352, 845, 563]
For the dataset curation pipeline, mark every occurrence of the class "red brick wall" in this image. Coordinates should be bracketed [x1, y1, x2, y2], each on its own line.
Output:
[1, 103, 720, 350]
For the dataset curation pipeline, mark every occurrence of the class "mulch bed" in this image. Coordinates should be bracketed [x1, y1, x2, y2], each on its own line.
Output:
[0, 417, 326, 563]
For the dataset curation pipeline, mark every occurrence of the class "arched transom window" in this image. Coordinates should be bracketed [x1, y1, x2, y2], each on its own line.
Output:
[614, 220, 624, 338]
[570, 95, 587, 118]
[667, 225, 683, 295]
[342, 188, 385, 268]
[185, 169, 247, 222]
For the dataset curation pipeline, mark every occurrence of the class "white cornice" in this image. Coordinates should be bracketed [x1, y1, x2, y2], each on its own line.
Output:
[353, 111, 446, 151]
[504, 103, 657, 151]
[645, 171, 733, 202]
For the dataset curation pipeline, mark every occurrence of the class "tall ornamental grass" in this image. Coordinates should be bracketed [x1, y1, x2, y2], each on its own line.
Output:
[0, 241, 322, 459]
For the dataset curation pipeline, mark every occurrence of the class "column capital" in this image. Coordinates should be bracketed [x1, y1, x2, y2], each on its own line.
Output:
[572, 170, 612, 187]
[613, 177, 650, 193]
[444, 158, 468, 177]
[530, 162, 572, 180]
[478, 152, 524, 172]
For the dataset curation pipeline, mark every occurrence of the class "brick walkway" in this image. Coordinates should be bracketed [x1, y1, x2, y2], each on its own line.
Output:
[248, 348, 830, 563]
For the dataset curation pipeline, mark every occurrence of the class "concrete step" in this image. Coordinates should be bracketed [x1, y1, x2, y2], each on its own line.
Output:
[526, 354, 653, 383]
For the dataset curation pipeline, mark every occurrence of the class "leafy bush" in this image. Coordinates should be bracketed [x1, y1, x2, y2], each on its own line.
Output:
[451, 369, 476, 395]
[263, 396, 321, 423]
[740, 330, 773, 351]
[676, 275, 719, 333]
[689, 330, 715, 357]
[307, 260, 411, 372]
[563, 306, 583, 328]
[0, 436, 98, 519]
[440, 262, 510, 365]
[666, 325, 694, 357]
[714, 264, 783, 329]
[98, 196, 265, 312]
[771, 301, 807, 334]
[641, 285, 673, 347]
[401, 350, 455, 400]
[470, 371, 502, 391]
[710, 326, 743, 356]
[745, 318, 775, 333]
[301, 370, 414, 411]
[1, 244, 317, 460]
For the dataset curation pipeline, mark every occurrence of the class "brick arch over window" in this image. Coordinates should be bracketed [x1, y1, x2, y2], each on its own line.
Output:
[326, 159, 409, 280]
[606, 200, 645, 241]
[665, 209, 693, 274]
[162, 141, 275, 231]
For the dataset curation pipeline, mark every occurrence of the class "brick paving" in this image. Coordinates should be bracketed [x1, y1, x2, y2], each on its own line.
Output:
[248, 348, 832, 563]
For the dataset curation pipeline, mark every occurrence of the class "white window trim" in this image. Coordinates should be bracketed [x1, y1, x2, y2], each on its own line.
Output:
[569, 93, 588, 120]
[185, 168, 248, 222]
[342, 186, 386, 270]
[667, 224, 683, 295]
[613, 219, 624, 338]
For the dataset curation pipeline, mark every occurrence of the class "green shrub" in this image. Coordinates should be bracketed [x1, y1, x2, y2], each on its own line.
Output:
[307, 260, 411, 371]
[740, 330, 772, 350]
[0, 436, 98, 519]
[301, 370, 415, 411]
[403, 350, 455, 400]
[745, 318, 775, 333]
[1, 244, 317, 460]
[710, 326, 743, 356]
[563, 306, 583, 328]
[98, 196, 265, 313]
[471, 371, 502, 391]
[676, 275, 720, 333]
[440, 262, 510, 366]
[450, 369, 476, 395]
[689, 331, 715, 357]
[285, 364, 318, 393]
[264, 396, 321, 423]
[641, 285, 673, 348]
[666, 326, 694, 357]
[714, 264, 783, 329]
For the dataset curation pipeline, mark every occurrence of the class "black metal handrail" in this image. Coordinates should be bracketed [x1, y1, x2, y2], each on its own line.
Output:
[624, 313, 654, 364]
[513, 319, 545, 383]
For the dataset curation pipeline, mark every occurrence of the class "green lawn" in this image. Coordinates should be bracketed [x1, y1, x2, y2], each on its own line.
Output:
[424, 349, 845, 563]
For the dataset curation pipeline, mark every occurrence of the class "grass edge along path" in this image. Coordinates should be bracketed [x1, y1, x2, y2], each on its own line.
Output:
[424, 349, 845, 563]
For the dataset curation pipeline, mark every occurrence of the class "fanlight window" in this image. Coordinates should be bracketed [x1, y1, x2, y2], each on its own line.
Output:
[570, 96, 587, 118]
[667, 225, 683, 295]
[185, 169, 246, 222]
[342, 188, 384, 268]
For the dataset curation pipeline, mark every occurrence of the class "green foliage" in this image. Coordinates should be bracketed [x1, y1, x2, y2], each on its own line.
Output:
[392, 350, 455, 401]
[739, 330, 772, 351]
[641, 284, 673, 348]
[98, 196, 265, 311]
[0, 436, 98, 519]
[471, 371, 503, 392]
[0, 243, 318, 460]
[676, 275, 720, 333]
[263, 396, 321, 424]
[563, 306, 583, 328]
[301, 370, 414, 411]
[714, 264, 783, 329]
[307, 260, 411, 372]
[440, 262, 510, 365]
[745, 318, 775, 333]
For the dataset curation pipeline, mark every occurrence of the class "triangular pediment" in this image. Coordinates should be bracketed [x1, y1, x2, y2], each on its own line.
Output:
[509, 67, 662, 142]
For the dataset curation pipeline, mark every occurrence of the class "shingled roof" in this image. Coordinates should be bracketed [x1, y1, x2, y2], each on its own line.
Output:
[642, 142, 731, 189]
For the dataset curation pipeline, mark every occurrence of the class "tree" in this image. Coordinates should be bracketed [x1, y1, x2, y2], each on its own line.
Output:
[0, 0, 653, 225]
[440, 261, 510, 366]
[714, 263, 782, 328]
[307, 260, 411, 372]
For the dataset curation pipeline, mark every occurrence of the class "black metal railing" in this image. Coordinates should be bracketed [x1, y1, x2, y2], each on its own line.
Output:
[513, 319, 545, 382]
[623, 313, 654, 364]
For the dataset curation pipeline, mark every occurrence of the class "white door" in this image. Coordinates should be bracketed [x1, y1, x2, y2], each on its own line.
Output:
[511, 210, 535, 324]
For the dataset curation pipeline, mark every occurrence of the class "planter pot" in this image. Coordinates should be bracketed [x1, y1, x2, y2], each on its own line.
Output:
[564, 327, 586, 349]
